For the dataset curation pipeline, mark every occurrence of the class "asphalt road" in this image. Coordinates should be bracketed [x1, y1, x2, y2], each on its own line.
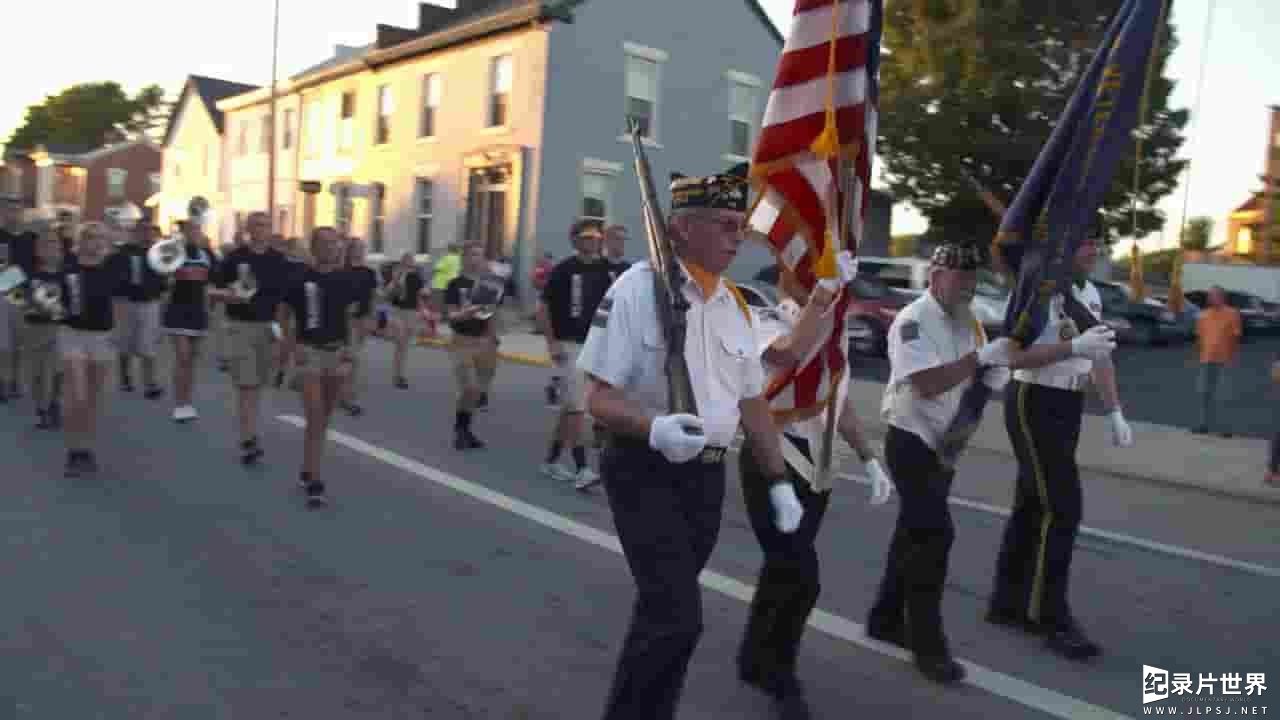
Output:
[0, 339, 1277, 718]
[848, 334, 1280, 440]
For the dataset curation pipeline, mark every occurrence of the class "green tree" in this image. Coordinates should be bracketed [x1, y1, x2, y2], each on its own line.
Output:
[6, 82, 168, 151]
[1180, 216, 1212, 251]
[890, 233, 920, 257]
[878, 1, 1189, 248]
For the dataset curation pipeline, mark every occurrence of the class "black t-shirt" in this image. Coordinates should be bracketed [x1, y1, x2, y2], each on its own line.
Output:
[215, 246, 292, 323]
[348, 266, 379, 318]
[22, 270, 63, 324]
[541, 256, 616, 343]
[387, 267, 424, 309]
[445, 274, 505, 337]
[109, 244, 168, 302]
[60, 259, 125, 332]
[607, 259, 632, 283]
[284, 268, 359, 346]
[0, 228, 36, 273]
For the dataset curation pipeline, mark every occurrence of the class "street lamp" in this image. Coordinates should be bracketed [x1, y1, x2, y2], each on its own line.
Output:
[267, 0, 281, 232]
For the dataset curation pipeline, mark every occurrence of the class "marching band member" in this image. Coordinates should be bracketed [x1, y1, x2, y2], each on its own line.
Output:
[870, 242, 1015, 684]
[110, 215, 166, 398]
[0, 195, 35, 403]
[161, 217, 216, 423]
[211, 211, 292, 465]
[443, 243, 504, 450]
[280, 227, 358, 508]
[578, 163, 800, 720]
[57, 222, 127, 477]
[987, 227, 1127, 660]
[735, 255, 888, 716]
[384, 252, 426, 389]
[340, 238, 378, 417]
[536, 219, 615, 488]
[24, 228, 65, 429]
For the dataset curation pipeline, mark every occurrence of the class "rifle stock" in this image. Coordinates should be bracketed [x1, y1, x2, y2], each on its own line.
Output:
[627, 121, 699, 417]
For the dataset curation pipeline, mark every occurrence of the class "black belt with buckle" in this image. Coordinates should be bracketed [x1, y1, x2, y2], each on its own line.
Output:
[696, 446, 728, 464]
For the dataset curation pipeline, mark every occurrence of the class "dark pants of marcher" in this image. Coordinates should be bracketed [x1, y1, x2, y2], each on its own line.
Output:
[600, 438, 726, 720]
[1270, 429, 1280, 473]
[992, 380, 1085, 628]
[868, 426, 956, 656]
[1197, 361, 1226, 431]
[738, 435, 831, 684]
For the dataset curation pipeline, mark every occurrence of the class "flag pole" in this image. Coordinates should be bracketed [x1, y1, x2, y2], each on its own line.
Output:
[267, 0, 281, 232]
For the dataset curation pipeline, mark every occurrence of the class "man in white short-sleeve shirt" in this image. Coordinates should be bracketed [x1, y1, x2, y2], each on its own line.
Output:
[577, 162, 799, 720]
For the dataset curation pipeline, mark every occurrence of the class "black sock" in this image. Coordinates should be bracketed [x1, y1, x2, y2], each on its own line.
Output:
[546, 441, 562, 464]
[456, 411, 471, 431]
[300, 471, 312, 484]
[571, 446, 587, 471]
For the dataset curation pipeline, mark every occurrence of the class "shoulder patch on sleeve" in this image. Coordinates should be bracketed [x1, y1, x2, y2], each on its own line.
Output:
[900, 320, 920, 342]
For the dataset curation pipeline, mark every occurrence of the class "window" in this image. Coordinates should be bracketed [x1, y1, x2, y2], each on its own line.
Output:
[107, 168, 127, 199]
[305, 97, 323, 155]
[582, 172, 613, 223]
[420, 73, 441, 138]
[488, 55, 512, 127]
[282, 108, 294, 150]
[624, 44, 665, 139]
[369, 183, 386, 254]
[415, 178, 434, 254]
[375, 85, 393, 145]
[277, 206, 290, 235]
[148, 172, 162, 196]
[728, 76, 760, 158]
[259, 114, 272, 153]
[338, 91, 356, 152]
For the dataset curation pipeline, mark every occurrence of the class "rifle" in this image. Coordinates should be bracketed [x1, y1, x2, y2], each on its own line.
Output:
[626, 119, 699, 417]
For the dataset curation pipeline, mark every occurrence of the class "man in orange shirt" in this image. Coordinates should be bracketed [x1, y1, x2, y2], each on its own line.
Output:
[1194, 286, 1242, 437]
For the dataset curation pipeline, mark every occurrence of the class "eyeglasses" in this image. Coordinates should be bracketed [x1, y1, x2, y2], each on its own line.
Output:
[694, 215, 744, 234]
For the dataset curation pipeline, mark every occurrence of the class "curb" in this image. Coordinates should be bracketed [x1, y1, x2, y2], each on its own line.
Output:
[413, 336, 1280, 505]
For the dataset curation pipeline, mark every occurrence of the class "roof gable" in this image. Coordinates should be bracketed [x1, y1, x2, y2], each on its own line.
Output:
[163, 75, 259, 146]
[743, 0, 785, 45]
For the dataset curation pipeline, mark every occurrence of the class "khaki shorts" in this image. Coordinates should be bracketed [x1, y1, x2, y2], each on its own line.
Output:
[552, 341, 587, 413]
[225, 320, 275, 388]
[294, 343, 352, 378]
[393, 306, 419, 333]
[59, 327, 115, 363]
[115, 300, 162, 358]
[450, 334, 498, 394]
[25, 322, 59, 406]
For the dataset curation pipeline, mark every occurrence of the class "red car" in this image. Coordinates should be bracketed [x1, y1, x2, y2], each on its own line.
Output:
[747, 267, 914, 357]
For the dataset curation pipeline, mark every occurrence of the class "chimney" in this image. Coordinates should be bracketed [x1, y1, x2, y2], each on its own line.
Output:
[418, 2, 455, 32]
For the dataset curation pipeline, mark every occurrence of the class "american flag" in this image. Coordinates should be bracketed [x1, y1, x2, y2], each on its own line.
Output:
[747, 0, 883, 422]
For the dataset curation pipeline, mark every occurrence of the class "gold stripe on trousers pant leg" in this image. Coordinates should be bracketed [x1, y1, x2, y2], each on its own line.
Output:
[1016, 381, 1054, 624]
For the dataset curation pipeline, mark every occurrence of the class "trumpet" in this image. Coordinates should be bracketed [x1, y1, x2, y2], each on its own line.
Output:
[0, 265, 28, 307]
[467, 273, 507, 321]
[147, 230, 188, 275]
[232, 262, 258, 301]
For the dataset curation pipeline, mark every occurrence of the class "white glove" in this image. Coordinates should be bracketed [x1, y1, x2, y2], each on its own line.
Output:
[271, 321, 283, 341]
[1107, 409, 1133, 447]
[865, 458, 892, 506]
[817, 250, 858, 291]
[1070, 325, 1116, 359]
[977, 337, 1014, 367]
[648, 413, 708, 464]
[769, 482, 804, 533]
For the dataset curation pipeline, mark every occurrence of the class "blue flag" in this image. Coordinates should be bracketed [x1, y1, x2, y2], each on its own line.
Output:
[937, 0, 1164, 468]
[997, 0, 1165, 343]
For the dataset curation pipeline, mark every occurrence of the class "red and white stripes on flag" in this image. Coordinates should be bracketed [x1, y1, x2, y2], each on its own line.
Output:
[747, 0, 881, 423]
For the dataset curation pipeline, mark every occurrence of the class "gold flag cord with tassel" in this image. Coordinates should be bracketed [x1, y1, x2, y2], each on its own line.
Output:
[1129, 240, 1146, 301]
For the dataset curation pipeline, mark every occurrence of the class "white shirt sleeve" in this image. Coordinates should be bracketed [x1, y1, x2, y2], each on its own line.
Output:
[887, 311, 944, 384]
[576, 280, 638, 389]
[741, 318, 767, 399]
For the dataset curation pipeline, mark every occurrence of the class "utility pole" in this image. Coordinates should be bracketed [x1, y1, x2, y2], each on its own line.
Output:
[267, 0, 281, 231]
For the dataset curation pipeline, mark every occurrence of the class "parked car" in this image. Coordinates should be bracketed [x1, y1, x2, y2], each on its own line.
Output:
[842, 256, 1011, 337]
[1183, 289, 1280, 336]
[750, 266, 914, 356]
[1092, 280, 1187, 345]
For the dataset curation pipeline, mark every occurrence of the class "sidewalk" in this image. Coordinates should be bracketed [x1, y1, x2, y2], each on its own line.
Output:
[418, 326, 1280, 505]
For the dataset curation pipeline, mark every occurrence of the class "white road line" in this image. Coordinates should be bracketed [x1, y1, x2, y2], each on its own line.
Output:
[278, 415, 1127, 720]
[834, 471, 1280, 580]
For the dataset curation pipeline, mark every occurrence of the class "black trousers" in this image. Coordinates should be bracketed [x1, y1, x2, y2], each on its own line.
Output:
[600, 438, 726, 720]
[868, 426, 955, 656]
[738, 436, 831, 685]
[992, 380, 1085, 627]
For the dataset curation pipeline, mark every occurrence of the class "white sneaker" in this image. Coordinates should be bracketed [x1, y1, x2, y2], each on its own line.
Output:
[540, 463, 572, 482]
[573, 467, 602, 492]
[172, 405, 198, 422]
